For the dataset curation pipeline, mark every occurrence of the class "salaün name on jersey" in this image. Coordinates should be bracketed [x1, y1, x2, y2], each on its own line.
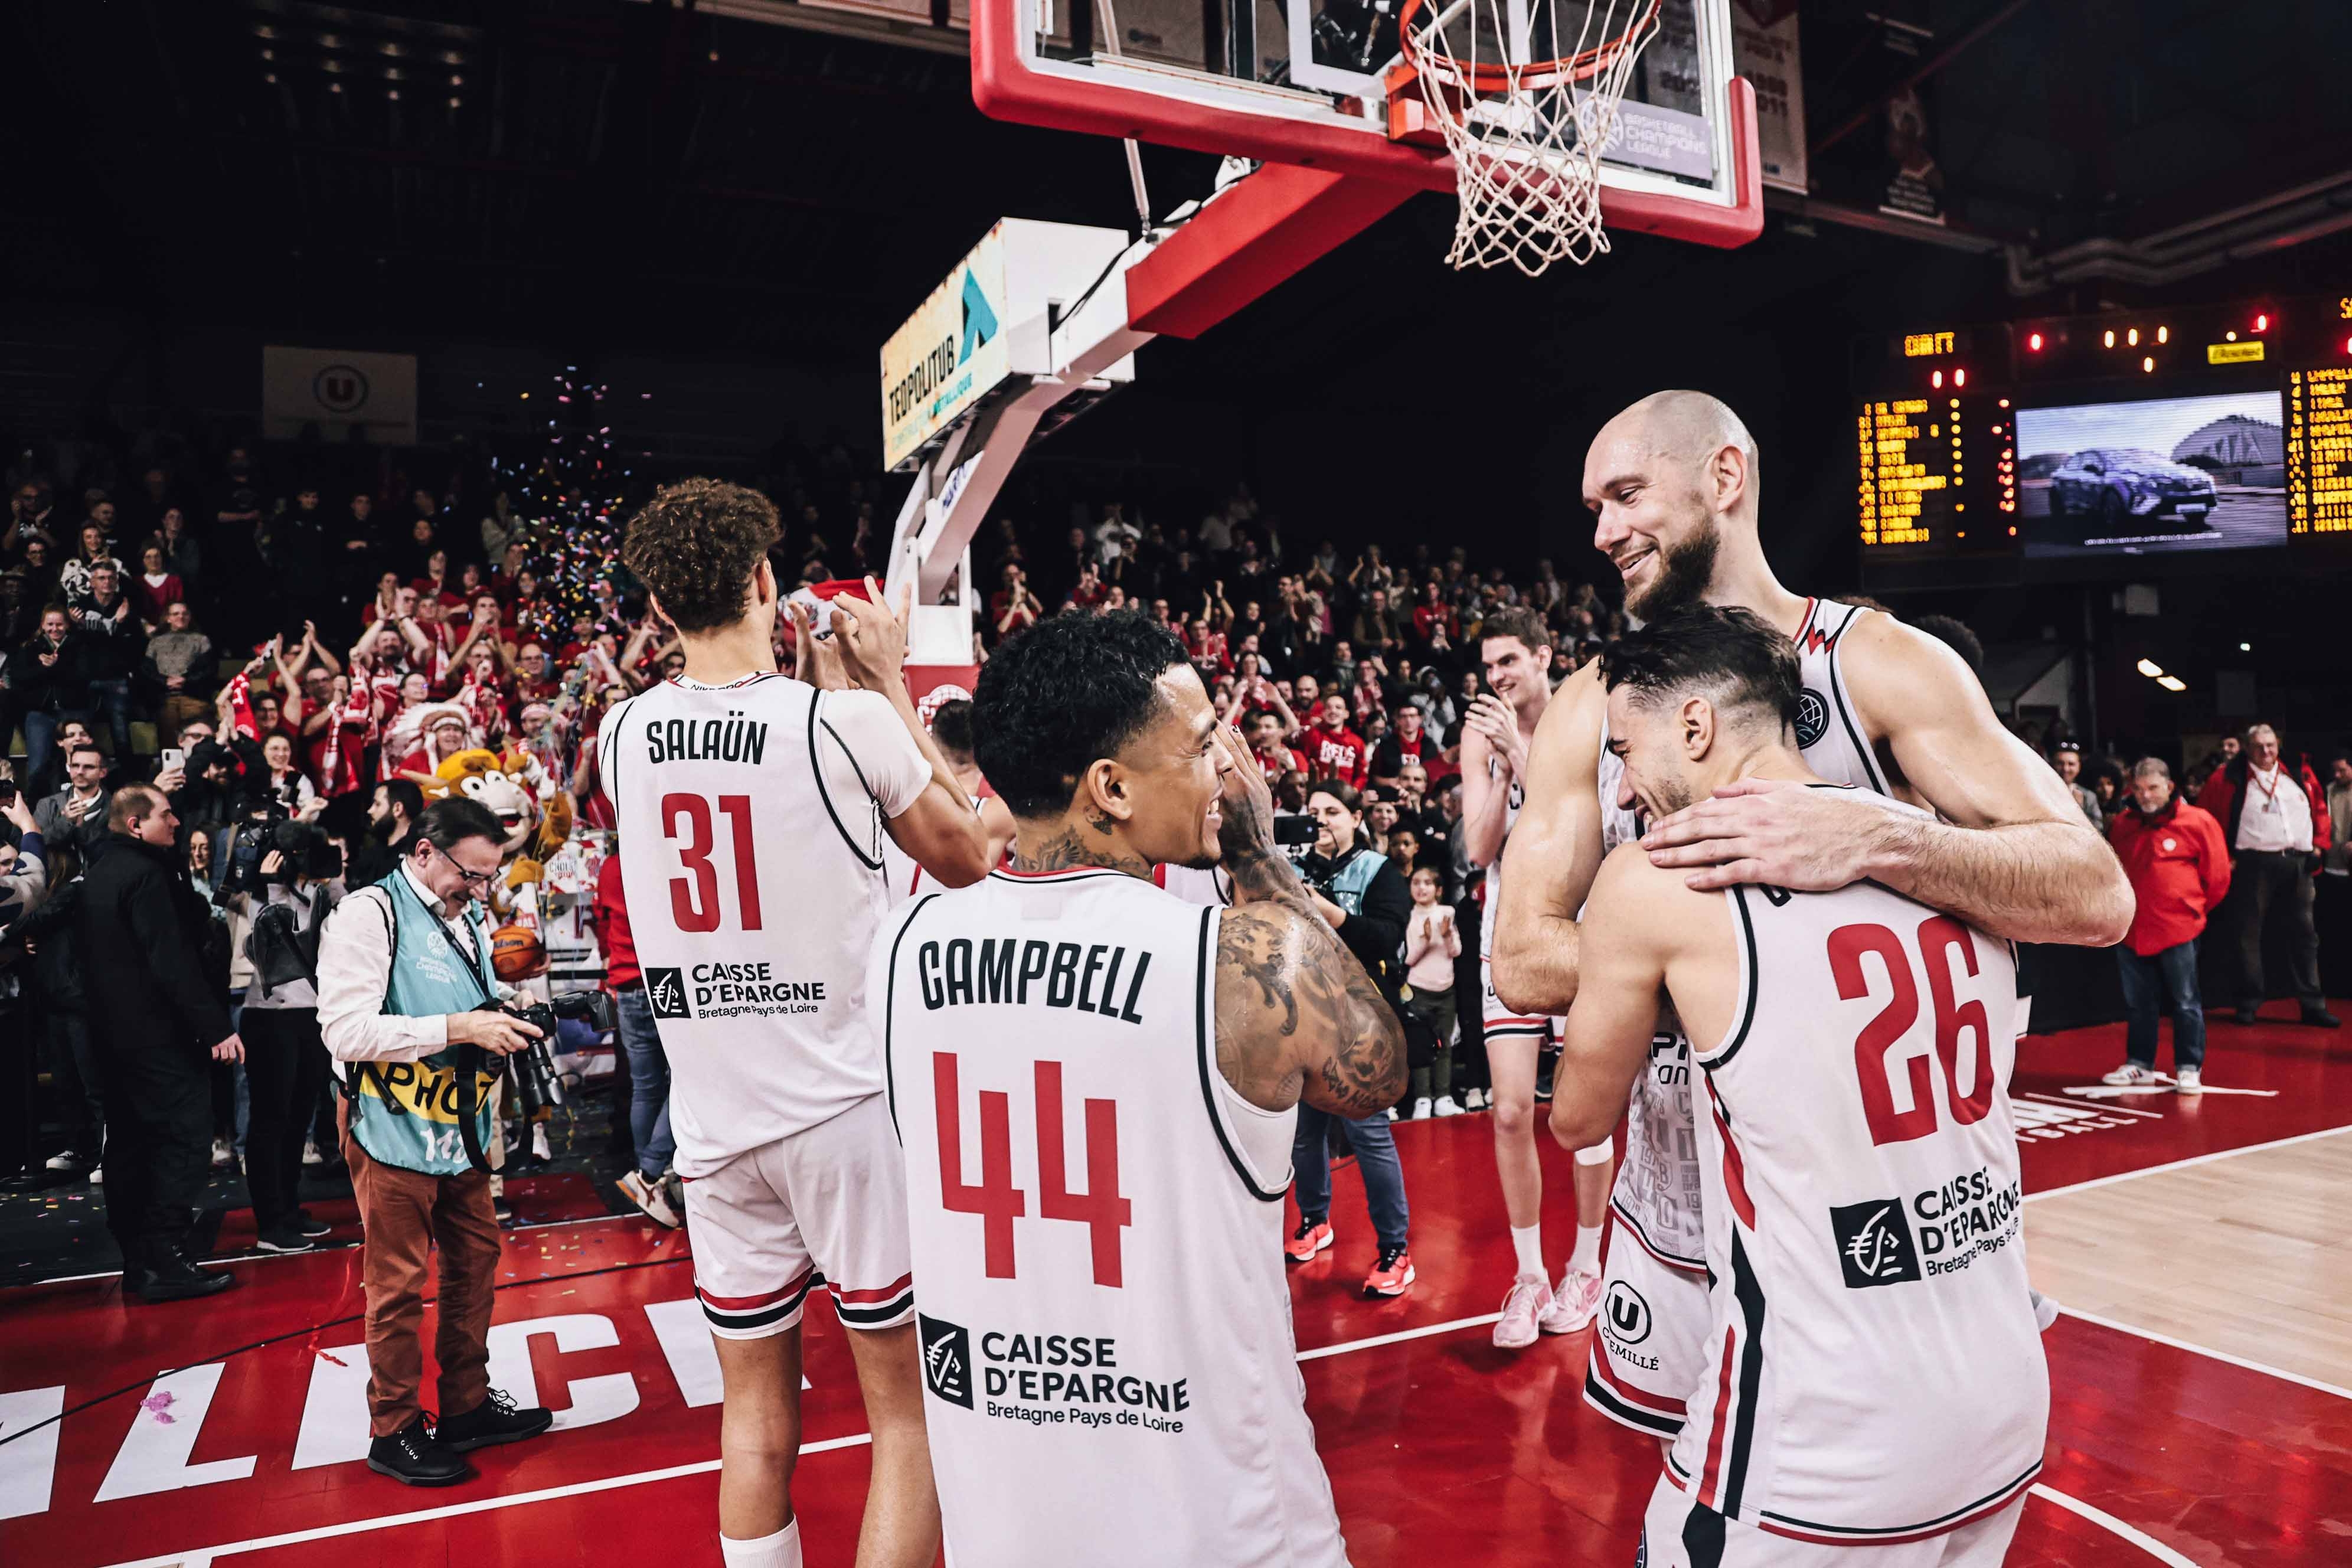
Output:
[914, 936, 1153, 1025]
[643, 711, 770, 765]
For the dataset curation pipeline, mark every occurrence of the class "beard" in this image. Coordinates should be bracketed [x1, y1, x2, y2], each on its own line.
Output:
[1626, 515, 1721, 622]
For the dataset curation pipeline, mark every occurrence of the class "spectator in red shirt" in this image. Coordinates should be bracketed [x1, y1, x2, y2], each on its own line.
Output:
[129, 541, 185, 628]
[2106, 758, 2232, 1091]
[1370, 703, 1452, 789]
[593, 853, 678, 1227]
[1306, 692, 1368, 788]
[1249, 710, 1308, 781]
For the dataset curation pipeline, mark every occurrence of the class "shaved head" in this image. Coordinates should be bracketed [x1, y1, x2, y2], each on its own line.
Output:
[1585, 390, 1760, 620]
[1614, 390, 1758, 482]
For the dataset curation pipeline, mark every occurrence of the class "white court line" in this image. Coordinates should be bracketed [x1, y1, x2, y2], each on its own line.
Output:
[2023, 1122, 2352, 1204]
[2022, 1090, 2164, 1119]
[97, 1435, 873, 1568]
[2030, 1484, 2201, 1568]
[2057, 1305, 2352, 1403]
[94, 1308, 1507, 1566]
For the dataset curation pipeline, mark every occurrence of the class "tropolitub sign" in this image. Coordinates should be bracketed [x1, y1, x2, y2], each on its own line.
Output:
[881, 224, 1010, 470]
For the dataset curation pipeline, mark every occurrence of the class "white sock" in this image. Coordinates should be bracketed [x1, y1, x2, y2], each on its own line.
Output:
[720, 1519, 802, 1568]
[1569, 1222, 1603, 1276]
[1510, 1223, 1544, 1278]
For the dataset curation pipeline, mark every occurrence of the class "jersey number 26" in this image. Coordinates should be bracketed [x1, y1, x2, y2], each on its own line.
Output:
[1828, 916, 1996, 1148]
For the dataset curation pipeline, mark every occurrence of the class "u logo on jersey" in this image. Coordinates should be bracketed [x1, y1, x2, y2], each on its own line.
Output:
[1830, 1198, 1922, 1289]
[1603, 1280, 1653, 1346]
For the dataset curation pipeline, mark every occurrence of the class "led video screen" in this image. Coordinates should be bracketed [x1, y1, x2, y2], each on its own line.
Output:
[2014, 390, 2286, 559]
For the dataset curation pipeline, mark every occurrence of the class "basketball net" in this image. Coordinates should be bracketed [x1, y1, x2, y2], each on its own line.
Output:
[1399, 0, 1661, 276]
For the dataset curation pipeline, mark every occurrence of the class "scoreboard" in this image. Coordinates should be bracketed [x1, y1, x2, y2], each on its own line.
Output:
[1854, 294, 2352, 584]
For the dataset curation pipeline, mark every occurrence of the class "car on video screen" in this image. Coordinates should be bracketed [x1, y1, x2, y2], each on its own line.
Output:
[2047, 447, 2217, 535]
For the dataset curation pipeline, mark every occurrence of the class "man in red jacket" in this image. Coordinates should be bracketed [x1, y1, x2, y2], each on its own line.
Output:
[2194, 723, 2340, 1028]
[2107, 759, 2232, 1092]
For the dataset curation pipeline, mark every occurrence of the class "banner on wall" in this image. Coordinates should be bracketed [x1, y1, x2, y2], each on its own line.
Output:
[1729, 0, 1808, 195]
[262, 346, 419, 444]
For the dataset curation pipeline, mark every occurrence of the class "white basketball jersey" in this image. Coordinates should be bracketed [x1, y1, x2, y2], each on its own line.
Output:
[884, 790, 987, 906]
[600, 673, 930, 1176]
[1666, 823, 2046, 1544]
[874, 867, 1349, 1568]
[1594, 597, 1889, 1272]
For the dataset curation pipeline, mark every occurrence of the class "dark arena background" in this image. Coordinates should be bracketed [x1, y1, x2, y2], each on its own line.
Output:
[3, 3, 2351, 1566]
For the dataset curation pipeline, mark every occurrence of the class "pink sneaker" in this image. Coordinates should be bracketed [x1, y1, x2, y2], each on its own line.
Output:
[1493, 1273, 1551, 1349]
[1539, 1266, 1602, 1334]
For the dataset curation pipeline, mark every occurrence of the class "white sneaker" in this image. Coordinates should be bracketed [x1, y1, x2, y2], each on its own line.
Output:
[302, 1139, 325, 1167]
[618, 1170, 684, 1229]
[89, 1165, 103, 1184]
[1539, 1266, 1602, 1334]
[1385, 1106, 1399, 1121]
[45, 1149, 90, 1173]
[531, 1123, 553, 1161]
[2100, 1063, 2158, 1086]
[211, 1138, 235, 1168]
[1494, 1273, 1551, 1350]
[1433, 1096, 1464, 1117]
[2174, 1066, 2203, 1095]
[1465, 1087, 1489, 1110]
[1410, 1096, 1433, 1120]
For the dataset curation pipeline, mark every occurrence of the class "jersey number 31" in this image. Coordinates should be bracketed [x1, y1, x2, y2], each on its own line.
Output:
[663, 793, 761, 932]
[933, 1053, 1132, 1288]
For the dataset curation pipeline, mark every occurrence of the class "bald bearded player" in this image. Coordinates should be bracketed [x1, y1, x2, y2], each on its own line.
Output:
[1491, 391, 2130, 1445]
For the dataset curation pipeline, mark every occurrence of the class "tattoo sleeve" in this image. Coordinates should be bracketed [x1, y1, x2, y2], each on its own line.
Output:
[1215, 838, 1409, 1118]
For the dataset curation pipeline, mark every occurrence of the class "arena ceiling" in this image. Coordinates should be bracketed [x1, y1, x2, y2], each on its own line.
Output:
[4, 0, 2347, 380]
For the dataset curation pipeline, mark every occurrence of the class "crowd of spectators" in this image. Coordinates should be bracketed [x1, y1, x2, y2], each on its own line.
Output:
[4, 424, 2346, 1259]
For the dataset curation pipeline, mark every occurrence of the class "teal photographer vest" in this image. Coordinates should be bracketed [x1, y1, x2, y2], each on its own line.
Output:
[1324, 847, 1387, 917]
[348, 870, 502, 1175]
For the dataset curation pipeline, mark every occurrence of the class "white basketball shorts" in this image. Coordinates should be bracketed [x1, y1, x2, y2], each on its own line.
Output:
[1640, 1478, 2026, 1567]
[1585, 1210, 1710, 1440]
[1480, 954, 1556, 1046]
[683, 1092, 915, 1339]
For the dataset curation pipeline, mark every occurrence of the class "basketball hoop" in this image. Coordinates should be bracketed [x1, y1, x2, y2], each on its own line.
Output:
[1393, 0, 1662, 275]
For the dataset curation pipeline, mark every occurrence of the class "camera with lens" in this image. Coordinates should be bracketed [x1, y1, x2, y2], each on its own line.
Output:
[471, 991, 612, 1119]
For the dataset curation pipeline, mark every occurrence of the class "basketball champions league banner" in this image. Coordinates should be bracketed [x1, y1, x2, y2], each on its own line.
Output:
[881, 224, 1011, 469]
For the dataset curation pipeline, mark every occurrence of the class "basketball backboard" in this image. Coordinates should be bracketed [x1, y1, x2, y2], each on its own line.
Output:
[972, 0, 1760, 247]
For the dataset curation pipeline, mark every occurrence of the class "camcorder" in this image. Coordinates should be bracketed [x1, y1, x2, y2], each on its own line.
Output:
[451, 991, 615, 1171]
[224, 806, 343, 895]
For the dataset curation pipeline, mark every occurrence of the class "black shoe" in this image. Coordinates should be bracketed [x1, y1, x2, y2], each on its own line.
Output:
[2304, 1007, 2343, 1029]
[1534, 1048, 1558, 1103]
[255, 1226, 315, 1253]
[435, 1389, 554, 1453]
[2235, 1007, 2262, 1026]
[368, 1419, 472, 1487]
[136, 1255, 236, 1302]
[295, 1213, 335, 1239]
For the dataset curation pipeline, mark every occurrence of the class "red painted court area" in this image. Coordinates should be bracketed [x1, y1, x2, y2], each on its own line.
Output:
[4, 1016, 2347, 1567]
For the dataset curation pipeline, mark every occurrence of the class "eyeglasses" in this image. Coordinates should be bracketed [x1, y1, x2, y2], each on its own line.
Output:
[430, 839, 499, 891]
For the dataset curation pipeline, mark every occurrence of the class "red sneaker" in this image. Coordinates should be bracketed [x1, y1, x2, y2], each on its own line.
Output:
[1285, 1218, 1334, 1262]
[1363, 1245, 1415, 1296]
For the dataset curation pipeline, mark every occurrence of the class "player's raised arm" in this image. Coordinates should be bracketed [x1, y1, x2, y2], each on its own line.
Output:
[1456, 696, 1513, 870]
[832, 575, 994, 887]
[1638, 613, 2133, 946]
[1491, 665, 1609, 1016]
[1208, 721, 1408, 1118]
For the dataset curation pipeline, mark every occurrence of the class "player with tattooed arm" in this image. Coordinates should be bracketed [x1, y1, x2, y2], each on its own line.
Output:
[873, 611, 1406, 1568]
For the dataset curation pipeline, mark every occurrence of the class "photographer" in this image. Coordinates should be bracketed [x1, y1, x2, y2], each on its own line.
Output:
[316, 796, 553, 1486]
[226, 816, 344, 1252]
[1284, 780, 1417, 1297]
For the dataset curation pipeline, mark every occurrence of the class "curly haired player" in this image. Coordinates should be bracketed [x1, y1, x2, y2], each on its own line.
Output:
[600, 479, 992, 1568]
